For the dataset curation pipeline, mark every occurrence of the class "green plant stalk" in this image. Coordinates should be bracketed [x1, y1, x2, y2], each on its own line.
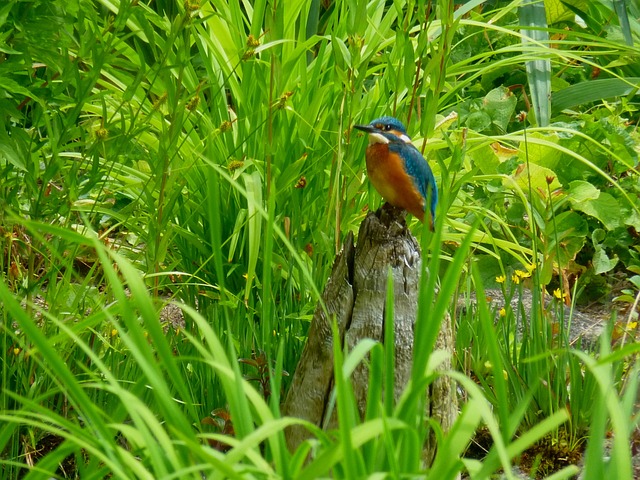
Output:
[332, 318, 361, 478]
[384, 267, 396, 416]
[472, 263, 511, 443]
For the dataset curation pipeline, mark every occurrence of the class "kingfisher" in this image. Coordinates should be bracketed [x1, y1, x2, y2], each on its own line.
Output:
[354, 116, 438, 228]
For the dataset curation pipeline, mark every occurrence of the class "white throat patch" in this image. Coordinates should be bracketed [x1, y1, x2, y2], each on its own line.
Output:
[368, 132, 389, 145]
[367, 131, 412, 145]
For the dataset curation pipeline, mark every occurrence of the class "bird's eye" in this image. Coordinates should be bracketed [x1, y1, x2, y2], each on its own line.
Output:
[375, 123, 391, 131]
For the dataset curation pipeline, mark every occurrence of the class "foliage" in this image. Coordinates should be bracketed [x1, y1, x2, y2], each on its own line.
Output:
[0, 0, 639, 478]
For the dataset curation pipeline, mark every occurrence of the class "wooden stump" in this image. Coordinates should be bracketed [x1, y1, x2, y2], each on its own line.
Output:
[283, 206, 457, 463]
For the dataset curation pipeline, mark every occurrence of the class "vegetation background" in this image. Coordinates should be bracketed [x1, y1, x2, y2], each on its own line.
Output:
[0, 0, 639, 478]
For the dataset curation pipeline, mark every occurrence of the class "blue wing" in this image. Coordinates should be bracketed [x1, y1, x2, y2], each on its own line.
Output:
[389, 143, 438, 221]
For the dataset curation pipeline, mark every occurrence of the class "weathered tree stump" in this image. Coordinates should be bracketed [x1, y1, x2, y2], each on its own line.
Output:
[283, 206, 457, 464]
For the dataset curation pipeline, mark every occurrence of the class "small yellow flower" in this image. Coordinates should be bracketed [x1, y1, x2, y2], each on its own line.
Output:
[526, 263, 536, 273]
[628, 321, 638, 330]
[512, 274, 520, 285]
[242, 48, 256, 60]
[499, 308, 506, 318]
[484, 360, 493, 370]
[185, 95, 200, 111]
[246, 34, 261, 48]
[152, 92, 168, 110]
[228, 160, 244, 171]
[496, 275, 506, 284]
[111, 329, 118, 337]
[515, 269, 530, 279]
[185, 0, 200, 13]
[294, 176, 307, 189]
[95, 127, 109, 141]
[13, 347, 21, 356]
[553, 288, 563, 300]
[277, 91, 294, 109]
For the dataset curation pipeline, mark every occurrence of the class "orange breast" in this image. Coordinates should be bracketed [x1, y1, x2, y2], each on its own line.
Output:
[365, 144, 425, 221]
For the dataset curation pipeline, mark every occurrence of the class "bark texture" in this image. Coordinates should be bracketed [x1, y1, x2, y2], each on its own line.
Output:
[283, 206, 457, 462]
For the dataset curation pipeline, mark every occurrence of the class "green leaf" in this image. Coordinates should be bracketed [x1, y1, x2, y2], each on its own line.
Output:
[567, 180, 600, 203]
[471, 146, 500, 175]
[591, 228, 606, 245]
[612, 0, 634, 46]
[484, 87, 517, 133]
[243, 171, 263, 303]
[573, 191, 622, 231]
[0, 2, 15, 28]
[403, 33, 416, 87]
[544, 211, 589, 266]
[520, 1, 551, 127]
[0, 134, 26, 171]
[548, 211, 589, 241]
[593, 245, 618, 274]
[331, 35, 351, 71]
[552, 78, 640, 114]
[467, 111, 492, 133]
[545, 0, 585, 24]
[509, 162, 561, 194]
[0, 76, 42, 104]
[518, 132, 562, 170]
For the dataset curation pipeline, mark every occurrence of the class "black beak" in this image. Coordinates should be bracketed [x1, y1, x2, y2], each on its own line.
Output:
[354, 124, 376, 133]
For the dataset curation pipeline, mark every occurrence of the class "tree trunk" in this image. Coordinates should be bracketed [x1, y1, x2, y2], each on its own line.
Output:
[283, 206, 457, 464]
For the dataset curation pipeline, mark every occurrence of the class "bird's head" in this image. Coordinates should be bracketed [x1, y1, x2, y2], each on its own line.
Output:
[354, 116, 412, 145]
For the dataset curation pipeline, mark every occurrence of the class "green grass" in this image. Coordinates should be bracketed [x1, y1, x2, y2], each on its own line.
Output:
[1, 0, 639, 478]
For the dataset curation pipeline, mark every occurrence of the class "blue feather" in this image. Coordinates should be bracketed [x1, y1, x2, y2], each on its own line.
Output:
[389, 142, 438, 221]
[354, 116, 439, 225]
[367, 117, 437, 221]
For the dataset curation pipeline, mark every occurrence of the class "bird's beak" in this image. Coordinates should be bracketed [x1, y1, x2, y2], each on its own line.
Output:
[353, 124, 376, 133]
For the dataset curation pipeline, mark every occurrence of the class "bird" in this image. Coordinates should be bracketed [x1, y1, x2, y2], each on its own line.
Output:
[354, 116, 438, 228]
